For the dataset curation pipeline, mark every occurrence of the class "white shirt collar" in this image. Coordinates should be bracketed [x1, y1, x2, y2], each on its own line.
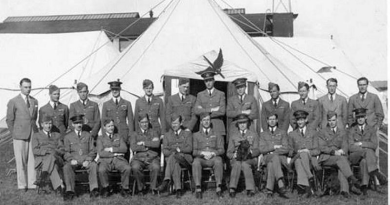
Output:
[43, 130, 50, 135]
[75, 130, 81, 135]
[175, 129, 182, 135]
[300, 126, 306, 134]
[302, 97, 308, 103]
[141, 128, 147, 134]
[360, 92, 367, 98]
[106, 132, 113, 137]
[49, 100, 57, 108]
[269, 126, 277, 132]
[359, 124, 365, 130]
[113, 96, 121, 102]
[239, 93, 246, 99]
[203, 128, 209, 133]
[272, 97, 280, 104]
[80, 99, 89, 104]
[328, 93, 336, 100]
[241, 129, 247, 134]
[331, 127, 337, 132]
[207, 88, 214, 95]
[178, 93, 186, 99]
[145, 95, 152, 101]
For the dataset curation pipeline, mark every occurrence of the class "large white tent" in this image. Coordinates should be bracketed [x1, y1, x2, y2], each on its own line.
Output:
[0, 31, 119, 127]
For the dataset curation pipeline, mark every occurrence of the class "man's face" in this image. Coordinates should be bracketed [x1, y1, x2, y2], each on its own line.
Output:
[200, 115, 211, 129]
[204, 79, 215, 90]
[297, 118, 307, 128]
[358, 80, 368, 94]
[41, 121, 52, 132]
[357, 116, 366, 125]
[50, 89, 60, 102]
[111, 89, 121, 98]
[139, 117, 149, 130]
[267, 115, 278, 127]
[179, 83, 189, 95]
[327, 81, 337, 95]
[328, 115, 337, 128]
[78, 87, 88, 101]
[143, 84, 153, 96]
[104, 121, 115, 134]
[20, 81, 31, 96]
[270, 86, 279, 99]
[73, 122, 83, 131]
[236, 85, 246, 96]
[238, 121, 248, 131]
[299, 87, 308, 100]
[171, 118, 182, 131]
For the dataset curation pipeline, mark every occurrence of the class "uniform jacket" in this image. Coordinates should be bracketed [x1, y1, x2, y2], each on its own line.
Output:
[6, 94, 39, 140]
[318, 94, 348, 129]
[288, 127, 320, 157]
[163, 129, 193, 163]
[130, 129, 160, 162]
[259, 128, 289, 155]
[96, 132, 128, 163]
[69, 99, 101, 137]
[290, 98, 321, 130]
[63, 130, 96, 163]
[261, 98, 290, 132]
[165, 93, 197, 131]
[32, 130, 64, 168]
[348, 124, 378, 153]
[193, 128, 224, 158]
[227, 129, 260, 160]
[39, 102, 69, 136]
[347, 92, 384, 127]
[227, 94, 258, 128]
[317, 127, 348, 162]
[102, 98, 134, 133]
[194, 89, 226, 135]
[134, 95, 165, 135]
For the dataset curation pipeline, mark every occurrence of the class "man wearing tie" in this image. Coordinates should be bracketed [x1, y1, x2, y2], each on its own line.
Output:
[318, 78, 348, 129]
[347, 77, 384, 129]
[261, 82, 290, 132]
[38, 85, 69, 137]
[69, 82, 101, 139]
[6, 78, 39, 191]
[101, 80, 134, 143]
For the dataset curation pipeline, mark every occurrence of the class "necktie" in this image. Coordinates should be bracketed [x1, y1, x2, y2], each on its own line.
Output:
[148, 97, 151, 104]
[77, 131, 81, 137]
[209, 90, 212, 96]
[300, 129, 304, 136]
[115, 98, 118, 105]
[109, 134, 112, 139]
[82, 100, 86, 106]
[361, 94, 365, 102]
[240, 95, 243, 103]
[271, 127, 274, 134]
[26, 96, 30, 108]
[302, 100, 306, 105]
[181, 95, 185, 102]
[273, 100, 277, 108]
[47, 132, 51, 138]
[205, 129, 208, 135]
[241, 131, 245, 137]
[360, 126, 364, 134]
[332, 128, 336, 134]
[330, 94, 334, 102]
[54, 102, 57, 110]
[175, 131, 179, 137]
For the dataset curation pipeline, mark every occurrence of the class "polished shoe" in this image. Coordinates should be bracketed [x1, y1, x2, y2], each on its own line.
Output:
[350, 184, 362, 195]
[247, 190, 255, 197]
[120, 189, 131, 197]
[195, 191, 203, 199]
[176, 189, 182, 199]
[90, 188, 99, 198]
[229, 191, 236, 198]
[265, 189, 273, 198]
[302, 186, 312, 198]
[100, 187, 109, 198]
[157, 180, 170, 192]
[360, 185, 368, 196]
[216, 191, 222, 198]
[340, 191, 351, 199]
[277, 187, 288, 199]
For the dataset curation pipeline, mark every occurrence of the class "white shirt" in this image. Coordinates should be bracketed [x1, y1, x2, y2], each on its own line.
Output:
[301, 97, 308, 104]
[145, 95, 152, 102]
[269, 126, 277, 133]
[299, 126, 306, 135]
[75, 130, 82, 136]
[359, 124, 365, 132]
[49, 100, 58, 108]
[203, 128, 210, 134]
[239, 94, 246, 101]
[360, 92, 367, 100]
[21, 93, 29, 104]
[272, 97, 280, 104]
[178, 93, 186, 100]
[328, 93, 336, 101]
[113, 96, 121, 103]
[80, 99, 89, 105]
[175, 129, 182, 135]
[207, 88, 214, 96]
[331, 127, 337, 133]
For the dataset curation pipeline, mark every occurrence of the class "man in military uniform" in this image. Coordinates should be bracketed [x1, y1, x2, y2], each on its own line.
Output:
[192, 113, 224, 199]
[259, 112, 289, 198]
[69, 82, 101, 139]
[134, 79, 166, 138]
[165, 78, 197, 131]
[227, 114, 260, 198]
[261, 82, 290, 132]
[32, 115, 65, 195]
[194, 69, 226, 138]
[39, 85, 69, 136]
[101, 80, 134, 143]
[317, 111, 361, 198]
[227, 77, 258, 135]
[63, 115, 99, 200]
[318, 78, 348, 129]
[347, 77, 384, 129]
[348, 108, 380, 196]
[158, 114, 193, 198]
[290, 82, 320, 130]
[97, 119, 131, 197]
[288, 110, 320, 198]
[130, 113, 161, 195]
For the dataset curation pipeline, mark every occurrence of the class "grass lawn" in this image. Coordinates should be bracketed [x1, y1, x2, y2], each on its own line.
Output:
[0, 141, 388, 205]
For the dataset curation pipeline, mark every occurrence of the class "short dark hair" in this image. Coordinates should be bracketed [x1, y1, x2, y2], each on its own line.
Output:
[138, 113, 150, 122]
[326, 78, 338, 85]
[20, 78, 31, 85]
[143, 79, 154, 89]
[103, 119, 114, 126]
[267, 113, 279, 119]
[357, 77, 369, 85]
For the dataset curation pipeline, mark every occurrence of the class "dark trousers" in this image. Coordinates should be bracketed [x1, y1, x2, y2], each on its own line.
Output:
[349, 149, 377, 185]
[229, 158, 257, 191]
[131, 158, 160, 191]
[98, 158, 131, 189]
[192, 156, 223, 187]
[63, 162, 98, 192]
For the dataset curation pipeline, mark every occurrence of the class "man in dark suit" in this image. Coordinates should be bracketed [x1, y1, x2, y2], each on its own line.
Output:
[101, 80, 134, 143]
[347, 77, 384, 129]
[259, 112, 289, 198]
[6, 78, 38, 191]
[290, 82, 321, 130]
[62, 115, 99, 200]
[194, 69, 226, 138]
[261, 82, 290, 132]
[165, 78, 197, 131]
[317, 111, 360, 198]
[158, 114, 193, 198]
[318, 78, 348, 129]
[97, 119, 131, 197]
[348, 108, 380, 196]
[69, 82, 101, 139]
[32, 115, 65, 195]
[38, 85, 69, 137]
[227, 77, 258, 135]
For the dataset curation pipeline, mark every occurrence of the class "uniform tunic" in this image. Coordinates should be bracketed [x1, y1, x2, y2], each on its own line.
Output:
[69, 100, 101, 138]
[39, 102, 69, 136]
[165, 93, 197, 131]
[134, 95, 165, 136]
[318, 94, 348, 129]
[347, 92, 384, 127]
[261, 98, 290, 132]
[227, 94, 258, 134]
[290, 98, 321, 130]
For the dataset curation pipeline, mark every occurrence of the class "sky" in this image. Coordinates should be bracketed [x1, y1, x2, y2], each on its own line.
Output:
[0, 0, 387, 81]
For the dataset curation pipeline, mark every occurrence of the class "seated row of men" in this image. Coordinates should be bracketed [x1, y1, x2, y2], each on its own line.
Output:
[32, 103, 380, 200]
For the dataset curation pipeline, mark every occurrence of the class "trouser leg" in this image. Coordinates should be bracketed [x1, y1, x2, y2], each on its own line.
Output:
[360, 158, 369, 186]
[192, 158, 202, 186]
[338, 170, 349, 193]
[172, 162, 181, 190]
[26, 138, 36, 188]
[295, 158, 309, 186]
[131, 160, 144, 191]
[98, 161, 110, 188]
[213, 157, 223, 187]
[266, 162, 275, 190]
[164, 155, 175, 181]
[49, 163, 62, 190]
[113, 158, 131, 189]
[63, 163, 75, 192]
[148, 159, 160, 190]
[242, 160, 255, 191]
[229, 160, 241, 189]
[88, 162, 98, 191]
